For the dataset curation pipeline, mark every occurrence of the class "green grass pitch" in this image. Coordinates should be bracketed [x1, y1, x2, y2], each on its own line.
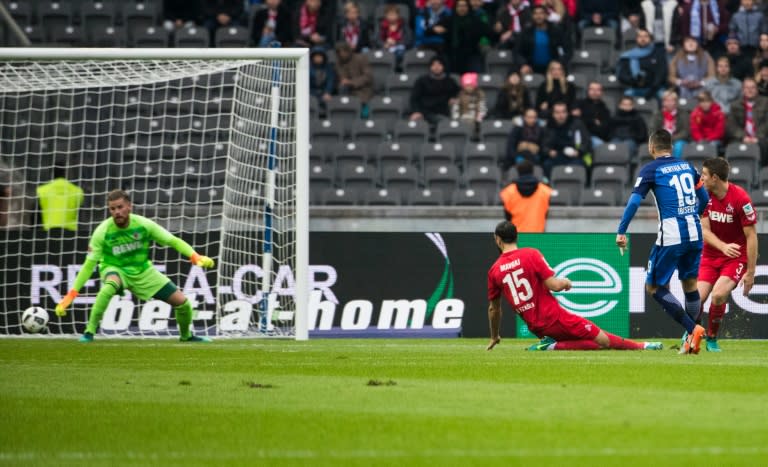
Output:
[2, 338, 768, 466]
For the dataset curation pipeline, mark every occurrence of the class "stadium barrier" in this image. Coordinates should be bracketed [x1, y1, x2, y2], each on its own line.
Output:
[3, 231, 767, 338]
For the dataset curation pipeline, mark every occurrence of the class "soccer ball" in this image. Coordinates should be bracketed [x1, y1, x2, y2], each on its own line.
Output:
[21, 307, 48, 333]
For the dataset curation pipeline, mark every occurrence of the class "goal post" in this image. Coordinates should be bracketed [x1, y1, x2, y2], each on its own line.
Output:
[0, 48, 309, 340]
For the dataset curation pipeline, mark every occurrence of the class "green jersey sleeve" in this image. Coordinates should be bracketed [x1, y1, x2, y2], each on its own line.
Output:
[139, 216, 196, 258]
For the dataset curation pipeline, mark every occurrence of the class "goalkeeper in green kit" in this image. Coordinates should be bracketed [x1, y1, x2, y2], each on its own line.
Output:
[55, 190, 215, 343]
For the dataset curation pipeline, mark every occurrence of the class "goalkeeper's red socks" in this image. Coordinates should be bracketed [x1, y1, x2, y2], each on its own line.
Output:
[708, 303, 726, 338]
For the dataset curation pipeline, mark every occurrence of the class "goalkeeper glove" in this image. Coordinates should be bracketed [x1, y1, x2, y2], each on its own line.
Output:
[191, 253, 215, 269]
[55, 289, 78, 317]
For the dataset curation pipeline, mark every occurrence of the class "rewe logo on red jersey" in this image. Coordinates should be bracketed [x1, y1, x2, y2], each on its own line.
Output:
[709, 211, 734, 223]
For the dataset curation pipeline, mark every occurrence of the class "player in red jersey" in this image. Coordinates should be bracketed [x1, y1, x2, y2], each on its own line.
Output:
[692, 157, 758, 352]
[486, 221, 663, 351]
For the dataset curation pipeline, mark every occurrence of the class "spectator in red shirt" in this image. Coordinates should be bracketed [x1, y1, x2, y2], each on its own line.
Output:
[689, 90, 726, 150]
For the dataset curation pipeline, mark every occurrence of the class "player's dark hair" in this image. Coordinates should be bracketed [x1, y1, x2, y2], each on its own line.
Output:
[703, 157, 730, 181]
[648, 129, 672, 154]
[495, 221, 518, 244]
[107, 189, 131, 204]
[516, 160, 534, 176]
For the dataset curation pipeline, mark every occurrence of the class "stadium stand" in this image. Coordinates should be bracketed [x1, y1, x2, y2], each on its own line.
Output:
[2, 0, 768, 212]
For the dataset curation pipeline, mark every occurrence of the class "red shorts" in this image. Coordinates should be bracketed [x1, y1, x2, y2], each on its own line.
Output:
[699, 255, 747, 285]
[529, 311, 601, 341]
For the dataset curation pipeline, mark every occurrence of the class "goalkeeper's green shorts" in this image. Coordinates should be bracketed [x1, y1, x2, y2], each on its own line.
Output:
[100, 265, 176, 301]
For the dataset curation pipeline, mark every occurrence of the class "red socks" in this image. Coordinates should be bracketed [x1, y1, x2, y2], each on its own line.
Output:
[708, 303, 726, 337]
[606, 332, 645, 350]
[554, 340, 601, 350]
[551, 333, 646, 350]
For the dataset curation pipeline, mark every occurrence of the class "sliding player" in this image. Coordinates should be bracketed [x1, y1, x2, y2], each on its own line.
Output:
[55, 190, 215, 343]
[487, 221, 662, 351]
[693, 157, 758, 351]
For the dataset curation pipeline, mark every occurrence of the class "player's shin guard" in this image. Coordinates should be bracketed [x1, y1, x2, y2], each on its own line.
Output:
[174, 299, 194, 339]
[684, 290, 701, 322]
[652, 287, 696, 333]
[708, 303, 726, 337]
[85, 280, 119, 334]
[605, 332, 644, 350]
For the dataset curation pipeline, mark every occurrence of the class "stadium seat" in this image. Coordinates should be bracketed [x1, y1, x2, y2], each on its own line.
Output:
[81, 1, 117, 34]
[351, 119, 388, 147]
[751, 188, 768, 206]
[310, 141, 330, 163]
[591, 166, 628, 204]
[338, 163, 378, 190]
[581, 187, 617, 206]
[550, 165, 587, 194]
[435, 120, 472, 149]
[311, 118, 344, 144]
[502, 165, 545, 184]
[549, 186, 579, 206]
[567, 73, 589, 98]
[331, 141, 370, 169]
[479, 119, 513, 148]
[683, 142, 718, 168]
[362, 187, 402, 205]
[50, 24, 83, 47]
[381, 164, 420, 190]
[122, 1, 159, 31]
[758, 167, 768, 190]
[87, 25, 126, 47]
[386, 73, 417, 103]
[402, 49, 434, 76]
[393, 119, 430, 148]
[39, 1, 74, 37]
[405, 187, 444, 205]
[485, 49, 515, 77]
[366, 50, 397, 92]
[452, 187, 492, 206]
[424, 164, 461, 192]
[593, 142, 631, 166]
[129, 25, 169, 47]
[310, 162, 335, 189]
[581, 26, 616, 68]
[175, 26, 210, 48]
[633, 97, 656, 127]
[622, 28, 637, 50]
[419, 142, 456, 170]
[321, 187, 359, 205]
[636, 145, 652, 166]
[522, 73, 544, 103]
[569, 50, 601, 76]
[725, 142, 761, 170]
[729, 161, 755, 188]
[7, 1, 32, 26]
[463, 164, 501, 193]
[677, 97, 696, 113]
[327, 95, 362, 134]
[478, 73, 504, 110]
[215, 26, 250, 47]
[368, 96, 405, 133]
[464, 142, 500, 170]
[597, 74, 625, 104]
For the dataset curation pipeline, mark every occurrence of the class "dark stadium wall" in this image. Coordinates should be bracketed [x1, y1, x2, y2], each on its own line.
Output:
[3, 231, 767, 338]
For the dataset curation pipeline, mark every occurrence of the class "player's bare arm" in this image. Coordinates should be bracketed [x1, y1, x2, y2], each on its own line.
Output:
[615, 234, 627, 249]
[487, 297, 502, 351]
[742, 224, 758, 295]
[701, 216, 741, 258]
[544, 276, 572, 292]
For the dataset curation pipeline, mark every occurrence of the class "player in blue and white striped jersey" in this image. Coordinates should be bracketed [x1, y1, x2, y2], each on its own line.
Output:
[616, 129, 710, 354]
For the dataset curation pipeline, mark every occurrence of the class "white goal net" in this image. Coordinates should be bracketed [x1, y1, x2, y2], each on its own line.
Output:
[0, 48, 309, 339]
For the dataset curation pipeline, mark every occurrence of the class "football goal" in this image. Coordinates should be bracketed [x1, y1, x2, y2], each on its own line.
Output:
[0, 48, 309, 340]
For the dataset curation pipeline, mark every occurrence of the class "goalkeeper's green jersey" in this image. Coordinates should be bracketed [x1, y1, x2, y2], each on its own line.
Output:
[86, 214, 194, 275]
